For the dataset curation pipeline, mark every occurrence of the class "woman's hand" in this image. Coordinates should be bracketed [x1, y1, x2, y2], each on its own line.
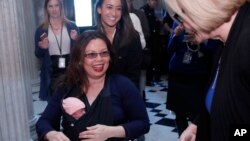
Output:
[79, 124, 125, 141]
[38, 37, 49, 49]
[70, 29, 78, 40]
[79, 124, 110, 141]
[179, 123, 197, 141]
[184, 29, 197, 44]
[174, 24, 185, 37]
[45, 131, 70, 141]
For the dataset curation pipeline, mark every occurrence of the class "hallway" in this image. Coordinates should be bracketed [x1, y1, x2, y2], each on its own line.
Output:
[32, 76, 179, 141]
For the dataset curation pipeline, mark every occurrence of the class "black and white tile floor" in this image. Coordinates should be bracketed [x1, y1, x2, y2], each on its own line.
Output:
[144, 76, 178, 141]
[32, 76, 179, 141]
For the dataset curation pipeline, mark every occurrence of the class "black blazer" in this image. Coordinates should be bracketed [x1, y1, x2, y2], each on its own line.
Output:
[196, 3, 250, 141]
[110, 28, 143, 88]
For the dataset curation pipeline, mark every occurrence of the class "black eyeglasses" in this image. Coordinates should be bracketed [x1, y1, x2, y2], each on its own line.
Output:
[173, 13, 183, 24]
[84, 51, 110, 59]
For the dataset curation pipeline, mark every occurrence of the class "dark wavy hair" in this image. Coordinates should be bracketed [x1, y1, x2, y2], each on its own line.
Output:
[64, 30, 115, 91]
[95, 0, 138, 47]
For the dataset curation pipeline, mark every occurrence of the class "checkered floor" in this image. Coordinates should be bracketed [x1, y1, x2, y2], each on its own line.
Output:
[32, 76, 179, 141]
[144, 76, 178, 141]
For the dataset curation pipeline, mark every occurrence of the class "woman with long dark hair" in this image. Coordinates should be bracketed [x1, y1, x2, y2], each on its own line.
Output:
[95, 0, 143, 88]
[36, 30, 149, 141]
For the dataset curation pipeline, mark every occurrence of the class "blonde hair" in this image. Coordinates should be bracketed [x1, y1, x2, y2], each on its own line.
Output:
[42, 0, 68, 29]
[164, 0, 246, 32]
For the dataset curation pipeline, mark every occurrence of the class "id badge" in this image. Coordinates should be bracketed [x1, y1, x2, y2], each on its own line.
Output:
[58, 57, 66, 68]
[182, 51, 192, 64]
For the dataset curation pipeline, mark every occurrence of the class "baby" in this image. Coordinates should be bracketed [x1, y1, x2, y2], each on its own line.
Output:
[62, 97, 85, 120]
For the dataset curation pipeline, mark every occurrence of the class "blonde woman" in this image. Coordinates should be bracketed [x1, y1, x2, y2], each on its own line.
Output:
[35, 0, 79, 100]
[164, 0, 250, 141]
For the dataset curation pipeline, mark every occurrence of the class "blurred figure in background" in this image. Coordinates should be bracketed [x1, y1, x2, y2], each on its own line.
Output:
[127, 0, 150, 102]
[141, 0, 162, 85]
[162, 10, 173, 34]
[166, 22, 221, 136]
[159, 10, 174, 77]
[127, 0, 150, 41]
[34, 0, 79, 101]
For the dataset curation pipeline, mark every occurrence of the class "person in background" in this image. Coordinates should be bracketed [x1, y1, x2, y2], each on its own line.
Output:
[166, 22, 220, 137]
[162, 10, 173, 34]
[95, 0, 143, 88]
[36, 30, 150, 141]
[126, 0, 150, 41]
[128, 13, 146, 49]
[141, 0, 162, 85]
[158, 10, 174, 77]
[125, 2, 147, 141]
[34, 0, 79, 101]
[164, 0, 250, 141]
[126, 0, 148, 102]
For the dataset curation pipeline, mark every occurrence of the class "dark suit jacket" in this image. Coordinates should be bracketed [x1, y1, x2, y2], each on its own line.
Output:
[196, 3, 250, 141]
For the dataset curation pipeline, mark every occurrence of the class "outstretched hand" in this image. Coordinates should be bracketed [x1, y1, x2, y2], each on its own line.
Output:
[174, 24, 185, 36]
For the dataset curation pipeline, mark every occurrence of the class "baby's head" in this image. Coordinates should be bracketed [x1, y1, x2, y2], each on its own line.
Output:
[62, 97, 85, 120]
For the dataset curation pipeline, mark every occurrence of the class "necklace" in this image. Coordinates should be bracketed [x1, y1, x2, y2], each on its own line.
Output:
[186, 42, 204, 58]
[183, 42, 204, 64]
[186, 42, 200, 52]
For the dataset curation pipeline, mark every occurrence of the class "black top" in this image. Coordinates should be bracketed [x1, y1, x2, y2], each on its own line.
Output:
[140, 4, 159, 34]
[196, 3, 250, 141]
[110, 28, 143, 88]
[36, 74, 150, 141]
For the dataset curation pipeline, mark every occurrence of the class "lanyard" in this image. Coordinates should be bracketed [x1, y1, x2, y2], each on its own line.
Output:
[51, 23, 63, 56]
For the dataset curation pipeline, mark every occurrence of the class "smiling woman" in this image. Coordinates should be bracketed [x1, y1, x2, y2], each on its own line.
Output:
[95, 0, 143, 88]
[36, 30, 150, 141]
